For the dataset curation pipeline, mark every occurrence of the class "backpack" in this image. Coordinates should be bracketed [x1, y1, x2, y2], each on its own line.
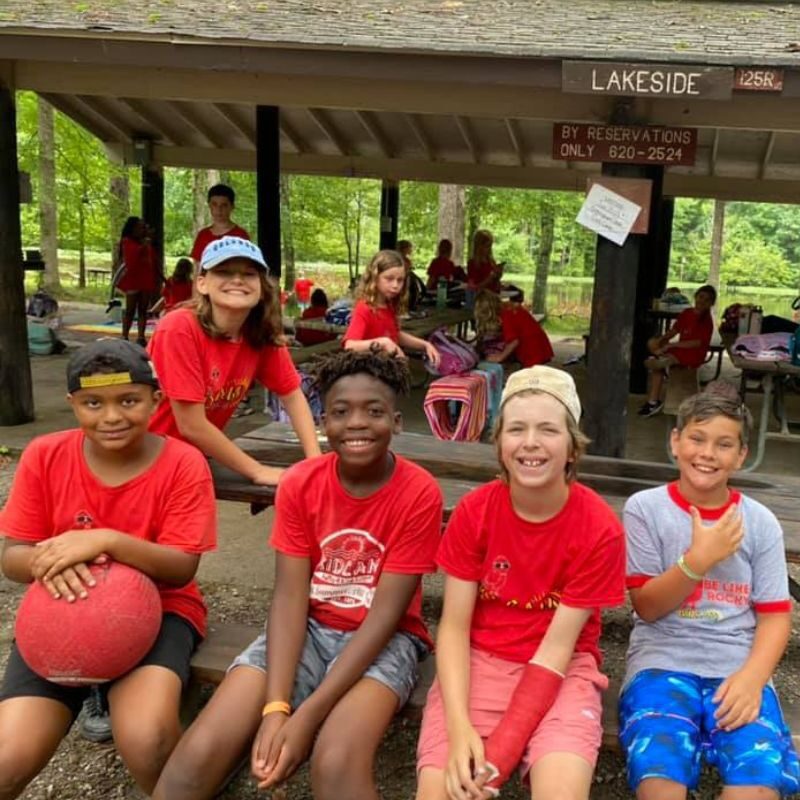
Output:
[26, 289, 59, 319]
[424, 328, 479, 377]
[408, 271, 428, 311]
[267, 371, 323, 424]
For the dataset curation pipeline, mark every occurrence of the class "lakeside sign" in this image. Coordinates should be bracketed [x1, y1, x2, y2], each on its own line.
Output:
[552, 124, 697, 166]
[563, 61, 733, 100]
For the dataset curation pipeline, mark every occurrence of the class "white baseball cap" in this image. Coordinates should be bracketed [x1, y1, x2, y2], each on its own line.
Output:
[500, 365, 582, 423]
[200, 236, 268, 272]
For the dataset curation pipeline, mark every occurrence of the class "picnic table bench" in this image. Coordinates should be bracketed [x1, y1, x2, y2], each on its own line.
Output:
[86, 267, 111, 285]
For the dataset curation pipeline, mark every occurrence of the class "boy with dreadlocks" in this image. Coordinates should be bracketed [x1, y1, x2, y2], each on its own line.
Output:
[154, 350, 443, 800]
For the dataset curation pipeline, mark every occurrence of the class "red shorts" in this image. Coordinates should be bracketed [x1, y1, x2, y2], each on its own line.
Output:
[416, 648, 607, 778]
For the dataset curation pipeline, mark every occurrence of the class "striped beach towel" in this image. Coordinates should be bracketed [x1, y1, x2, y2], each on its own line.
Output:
[424, 373, 488, 442]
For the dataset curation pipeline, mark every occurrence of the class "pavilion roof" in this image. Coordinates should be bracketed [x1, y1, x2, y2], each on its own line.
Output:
[2, 0, 800, 66]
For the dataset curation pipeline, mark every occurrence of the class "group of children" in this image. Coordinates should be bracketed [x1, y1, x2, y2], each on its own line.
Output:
[1, 185, 796, 799]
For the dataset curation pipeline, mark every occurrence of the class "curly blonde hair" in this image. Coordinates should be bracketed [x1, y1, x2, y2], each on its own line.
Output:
[474, 290, 503, 342]
[356, 250, 409, 314]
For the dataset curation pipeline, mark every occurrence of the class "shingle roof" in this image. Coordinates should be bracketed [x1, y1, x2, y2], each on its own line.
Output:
[1, 0, 800, 66]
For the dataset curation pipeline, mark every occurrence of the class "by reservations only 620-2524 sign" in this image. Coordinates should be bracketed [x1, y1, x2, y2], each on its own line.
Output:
[552, 123, 698, 167]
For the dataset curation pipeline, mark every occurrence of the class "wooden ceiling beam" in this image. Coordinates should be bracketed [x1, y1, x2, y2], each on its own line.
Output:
[405, 113, 435, 160]
[504, 117, 526, 166]
[118, 98, 181, 146]
[74, 95, 137, 141]
[167, 101, 226, 148]
[454, 115, 479, 164]
[710, 129, 720, 177]
[307, 108, 348, 156]
[213, 102, 256, 146]
[278, 116, 309, 155]
[355, 110, 393, 158]
[38, 93, 118, 142]
[760, 131, 776, 180]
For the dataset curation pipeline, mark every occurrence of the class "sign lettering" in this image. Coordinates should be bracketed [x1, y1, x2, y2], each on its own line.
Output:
[734, 67, 784, 92]
[563, 61, 733, 100]
[552, 123, 697, 166]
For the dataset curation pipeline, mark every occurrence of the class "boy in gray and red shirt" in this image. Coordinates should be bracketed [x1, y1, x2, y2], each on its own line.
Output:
[620, 384, 798, 799]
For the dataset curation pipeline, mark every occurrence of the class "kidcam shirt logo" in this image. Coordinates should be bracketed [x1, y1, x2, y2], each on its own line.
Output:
[311, 529, 386, 609]
[75, 510, 94, 529]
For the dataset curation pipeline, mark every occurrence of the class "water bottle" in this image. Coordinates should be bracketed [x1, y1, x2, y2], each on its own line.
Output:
[750, 305, 763, 335]
[436, 278, 447, 311]
[790, 329, 800, 366]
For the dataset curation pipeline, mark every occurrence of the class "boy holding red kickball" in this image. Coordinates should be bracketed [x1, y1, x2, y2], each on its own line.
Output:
[0, 339, 217, 799]
[416, 366, 625, 800]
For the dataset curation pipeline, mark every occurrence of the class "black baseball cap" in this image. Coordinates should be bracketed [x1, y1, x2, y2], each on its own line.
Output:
[66, 338, 160, 394]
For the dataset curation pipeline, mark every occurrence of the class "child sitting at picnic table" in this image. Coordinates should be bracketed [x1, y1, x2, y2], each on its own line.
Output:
[639, 284, 717, 417]
[295, 288, 337, 347]
[474, 289, 554, 368]
[620, 382, 798, 799]
[426, 238, 458, 290]
[152, 349, 444, 800]
[343, 249, 440, 367]
[151, 257, 193, 315]
[416, 366, 625, 800]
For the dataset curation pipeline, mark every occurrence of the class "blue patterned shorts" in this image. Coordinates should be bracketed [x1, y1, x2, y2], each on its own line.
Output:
[619, 669, 800, 795]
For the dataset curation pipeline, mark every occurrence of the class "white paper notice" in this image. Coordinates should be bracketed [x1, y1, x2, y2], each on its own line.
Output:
[576, 184, 642, 246]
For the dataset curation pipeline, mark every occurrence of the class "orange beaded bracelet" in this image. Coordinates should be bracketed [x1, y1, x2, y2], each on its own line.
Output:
[261, 700, 291, 718]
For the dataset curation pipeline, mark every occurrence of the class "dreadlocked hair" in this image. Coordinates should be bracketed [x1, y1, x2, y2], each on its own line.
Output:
[312, 348, 410, 399]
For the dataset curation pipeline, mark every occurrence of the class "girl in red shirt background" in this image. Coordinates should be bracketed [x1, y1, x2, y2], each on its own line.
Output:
[116, 216, 160, 346]
[426, 239, 459, 290]
[416, 366, 625, 800]
[148, 236, 320, 485]
[474, 290, 554, 368]
[159, 258, 194, 313]
[467, 229, 503, 294]
[343, 250, 440, 367]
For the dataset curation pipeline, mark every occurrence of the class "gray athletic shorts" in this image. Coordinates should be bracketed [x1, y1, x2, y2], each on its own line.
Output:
[230, 616, 428, 709]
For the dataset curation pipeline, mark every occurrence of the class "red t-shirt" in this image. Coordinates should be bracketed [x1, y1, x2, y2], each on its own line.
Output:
[296, 306, 336, 346]
[437, 480, 625, 664]
[162, 278, 193, 311]
[118, 238, 158, 293]
[148, 308, 300, 438]
[500, 305, 554, 367]
[427, 257, 457, 285]
[294, 278, 314, 304]
[0, 430, 217, 637]
[467, 258, 500, 293]
[342, 301, 400, 344]
[667, 308, 713, 367]
[271, 453, 443, 648]
[190, 225, 250, 263]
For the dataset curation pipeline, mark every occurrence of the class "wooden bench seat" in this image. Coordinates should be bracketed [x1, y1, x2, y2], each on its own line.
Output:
[190, 622, 800, 751]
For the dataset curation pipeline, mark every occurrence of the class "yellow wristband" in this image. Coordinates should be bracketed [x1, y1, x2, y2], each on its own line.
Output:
[677, 554, 704, 582]
[261, 700, 291, 718]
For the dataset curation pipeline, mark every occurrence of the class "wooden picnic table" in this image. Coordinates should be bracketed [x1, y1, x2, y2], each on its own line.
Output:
[730, 355, 800, 472]
[287, 306, 473, 365]
[212, 424, 800, 597]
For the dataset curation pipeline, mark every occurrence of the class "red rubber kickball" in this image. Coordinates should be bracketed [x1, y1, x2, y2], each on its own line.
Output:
[15, 560, 162, 685]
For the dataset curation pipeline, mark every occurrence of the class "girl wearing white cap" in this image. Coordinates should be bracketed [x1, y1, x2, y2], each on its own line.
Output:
[416, 365, 625, 800]
[148, 236, 320, 484]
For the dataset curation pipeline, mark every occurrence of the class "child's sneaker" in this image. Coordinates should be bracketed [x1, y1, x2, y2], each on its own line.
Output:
[78, 686, 112, 743]
[637, 400, 664, 417]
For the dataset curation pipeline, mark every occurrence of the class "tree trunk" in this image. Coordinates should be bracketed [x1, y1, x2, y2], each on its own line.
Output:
[437, 184, 466, 265]
[532, 203, 555, 315]
[193, 169, 208, 234]
[108, 169, 129, 268]
[78, 194, 86, 288]
[37, 97, 60, 289]
[708, 199, 725, 289]
[279, 174, 295, 291]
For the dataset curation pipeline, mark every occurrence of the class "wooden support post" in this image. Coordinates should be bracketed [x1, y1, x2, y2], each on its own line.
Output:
[0, 69, 34, 425]
[256, 105, 281, 278]
[630, 167, 669, 394]
[584, 163, 645, 458]
[141, 166, 164, 277]
[379, 179, 399, 251]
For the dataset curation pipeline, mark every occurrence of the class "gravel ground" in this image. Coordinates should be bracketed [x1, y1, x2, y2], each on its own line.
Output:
[0, 456, 798, 800]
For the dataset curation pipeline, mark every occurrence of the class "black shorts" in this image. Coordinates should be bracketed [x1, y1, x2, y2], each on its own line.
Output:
[0, 613, 200, 720]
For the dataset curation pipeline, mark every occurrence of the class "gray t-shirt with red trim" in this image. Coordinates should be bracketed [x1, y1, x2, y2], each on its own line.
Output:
[623, 483, 791, 688]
